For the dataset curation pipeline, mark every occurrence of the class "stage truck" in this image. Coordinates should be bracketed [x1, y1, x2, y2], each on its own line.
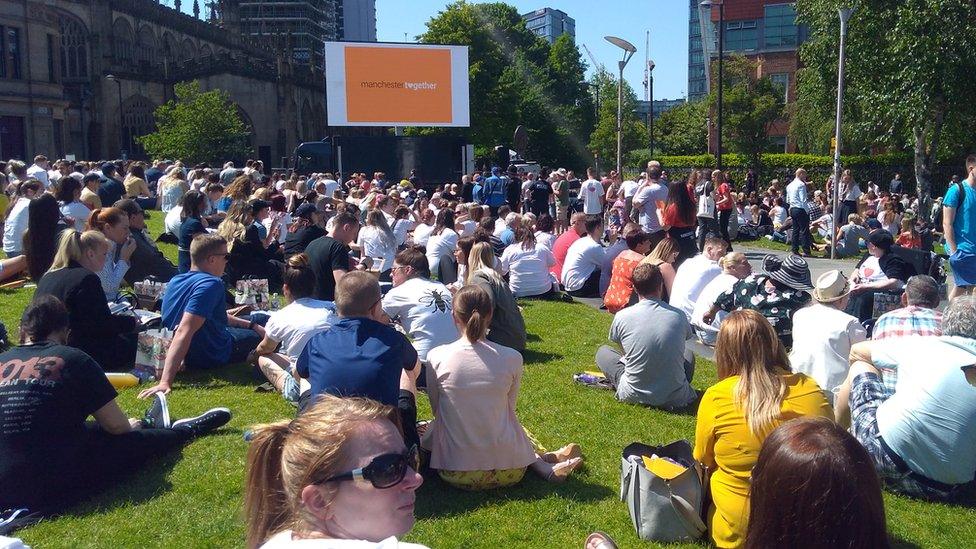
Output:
[291, 135, 475, 188]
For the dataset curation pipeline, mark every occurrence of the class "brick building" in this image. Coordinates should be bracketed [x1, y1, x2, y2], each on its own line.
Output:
[695, 0, 806, 152]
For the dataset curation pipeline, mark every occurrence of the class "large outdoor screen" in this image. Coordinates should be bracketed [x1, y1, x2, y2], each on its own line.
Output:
[324, 42, 470, 127]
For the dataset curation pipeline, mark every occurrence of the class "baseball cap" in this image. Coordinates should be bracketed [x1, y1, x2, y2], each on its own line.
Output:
[248, 199, 271, 214]
[294, 203, 318, 219]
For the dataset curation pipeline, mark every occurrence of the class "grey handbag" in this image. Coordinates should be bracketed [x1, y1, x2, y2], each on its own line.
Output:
[619, 440, 707, 542]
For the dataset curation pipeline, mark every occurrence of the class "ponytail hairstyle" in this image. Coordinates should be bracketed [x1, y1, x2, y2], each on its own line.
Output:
[452, 284, 494, 342]
[282, 253, 316, 299]
[180, 190, 208, 221]
[244, 395, 401, 548]
[86, 207, 126, 232]
[514, 224, 537, 251]
[714, 309, 791, 437]
[49, 229, 111, 271]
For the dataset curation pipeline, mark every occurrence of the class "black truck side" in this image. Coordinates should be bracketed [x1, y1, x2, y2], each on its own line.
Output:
[292, 135, 474, 187]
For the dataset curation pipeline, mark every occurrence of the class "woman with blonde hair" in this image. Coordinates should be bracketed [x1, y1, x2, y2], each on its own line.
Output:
[423, 285, 582, 490]
[640, 236, 681, 299]
[466, 241, 526, 351]
[244, 395, 427, 549]
[217, 174, 253, 213]
[694, 309, 832, 548]
[158, 166, 188, 212]
[219, 200, 284, 289]
[34, 230, 138, 370]
[690, 251, 752, 345]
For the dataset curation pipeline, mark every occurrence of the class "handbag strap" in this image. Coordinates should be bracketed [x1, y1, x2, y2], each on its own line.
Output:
[669, 492, 707, 537]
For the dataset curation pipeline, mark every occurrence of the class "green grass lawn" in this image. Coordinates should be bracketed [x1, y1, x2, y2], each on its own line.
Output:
[4, 216, 975, 548]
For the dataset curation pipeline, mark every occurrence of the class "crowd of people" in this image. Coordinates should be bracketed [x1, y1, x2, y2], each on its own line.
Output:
[1, 152, 975, 548]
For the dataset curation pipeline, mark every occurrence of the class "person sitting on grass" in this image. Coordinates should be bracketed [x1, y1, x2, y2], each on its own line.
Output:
[872, 274, 943, 342]
[833, 296, 976, 501]
[466, 241, 527, 351]
[690, 252, 752, 346]
[668, 236, 728, 320]
[561, 215, 607, 298]
[296, 272, 419, 439]
[114, 198, 177, 284]
[34, 229, 138, 371]
[176, 190, 209, 274]
[138, 233, 266, 399]
[423, 285, 583, 489]
[603, 225, 652, 314]
[249, 253, 336, 405]
[0, 296, 231, 518]
[499, 224, 557, 299]
[382, 246, 459, 367]
[745, 417, 889, 549]
[694, 309, 832, 548]
[244, 395, 427, 549]
[596, 263, 698, 410]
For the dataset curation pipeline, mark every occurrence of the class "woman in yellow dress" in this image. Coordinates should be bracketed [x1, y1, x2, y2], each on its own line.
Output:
[694, 309, 832, 548]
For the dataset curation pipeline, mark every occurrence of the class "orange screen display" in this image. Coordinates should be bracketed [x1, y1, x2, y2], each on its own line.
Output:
[344, 47, 453, 124]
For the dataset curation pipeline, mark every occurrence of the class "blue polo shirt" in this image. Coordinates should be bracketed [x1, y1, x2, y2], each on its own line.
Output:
[296, 317, 417, 406]
[161, 271, 232, 367]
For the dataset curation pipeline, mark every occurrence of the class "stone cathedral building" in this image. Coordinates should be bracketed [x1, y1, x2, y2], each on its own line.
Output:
[0, 0, 331, 167]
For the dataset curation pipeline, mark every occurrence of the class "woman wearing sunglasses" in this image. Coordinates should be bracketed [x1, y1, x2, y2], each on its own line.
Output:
[245, 395, 427, 548]
[422, 285, 583, 490]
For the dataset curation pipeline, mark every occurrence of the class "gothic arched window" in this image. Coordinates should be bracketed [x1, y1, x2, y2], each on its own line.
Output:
[112, 18, 134, 62]
[59, 13, 88, 79]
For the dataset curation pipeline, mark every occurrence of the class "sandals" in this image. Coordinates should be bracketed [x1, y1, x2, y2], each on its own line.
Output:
[584, 531, 618, 549]
[543, 443, 582, 464]
[546, 456, 583, 483]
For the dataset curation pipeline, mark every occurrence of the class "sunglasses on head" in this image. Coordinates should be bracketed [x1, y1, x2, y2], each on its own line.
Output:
[321, 445, 419, 489]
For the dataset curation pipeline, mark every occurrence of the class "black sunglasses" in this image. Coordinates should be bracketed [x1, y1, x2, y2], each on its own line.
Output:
[321, 445, 419, 489]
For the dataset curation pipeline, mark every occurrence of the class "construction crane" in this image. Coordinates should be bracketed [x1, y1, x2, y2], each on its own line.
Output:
[581, 44, 606, 74]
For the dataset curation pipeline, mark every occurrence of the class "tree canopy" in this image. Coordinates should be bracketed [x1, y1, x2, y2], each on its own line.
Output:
[710, 55, 785, 166]
[416, 1, 593, 169]
[138, 81, 252, 164]
[794, 0, 976, 203]
[656, 100, 708, 156]
[586, 70, 648, 170]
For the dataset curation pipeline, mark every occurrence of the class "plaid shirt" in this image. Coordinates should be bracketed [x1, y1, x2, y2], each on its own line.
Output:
[872, 306, 943, 395]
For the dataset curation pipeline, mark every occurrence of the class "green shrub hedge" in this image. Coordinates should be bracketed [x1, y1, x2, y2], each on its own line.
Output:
[622, 151, 959, 196]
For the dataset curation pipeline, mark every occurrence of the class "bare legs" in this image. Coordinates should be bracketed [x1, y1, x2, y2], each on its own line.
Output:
[0, 256, 28, 284]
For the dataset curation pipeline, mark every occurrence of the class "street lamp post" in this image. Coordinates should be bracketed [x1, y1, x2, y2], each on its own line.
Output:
[580, 80, 602, 175]
[831, 7, 854, 260]
[105, 74, 125, 159]
[700, 0, 724, 170]
[604, 35, 637, 179]
[648, 60, 655, 156]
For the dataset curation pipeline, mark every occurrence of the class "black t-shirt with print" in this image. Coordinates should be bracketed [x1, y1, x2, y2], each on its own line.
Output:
[0, 342, 117, 474]
[529, 180, 553, 214]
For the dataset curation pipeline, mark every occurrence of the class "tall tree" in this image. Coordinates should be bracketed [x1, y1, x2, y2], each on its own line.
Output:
[587, 70, 647, 172]
[415, 1, 593, 168]
[795, 0, 976, 211]
[138, 81, 252, 164]
[710, 55, 784, 166]
[656, 100, 708, 156]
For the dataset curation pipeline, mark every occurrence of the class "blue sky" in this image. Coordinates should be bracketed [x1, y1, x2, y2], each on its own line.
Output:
[375, 0, 690, 101]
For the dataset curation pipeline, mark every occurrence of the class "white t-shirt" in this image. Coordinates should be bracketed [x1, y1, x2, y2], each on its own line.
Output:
[426, 229, 459, 274]
[26, 164, 50, 188]
[60, 201, 92, 232]
[412, 223, 435, 247]
[265, 298, 336, 368]
[2, 198, 30, 254]
[579, 178, 603, 214]
[261, 531, 428, 549]
[691, 272, 739, 345]
[321, 179, 339, 199]
[535, 231, 556, 251]
[622, 179, 640, 199]
[668, 254, 721, 319]
[499, 242, 556, 297]
[391, 218, 415, 247]
[858, 255, 888, 284]
[458, 219, 477, 237]
[264, 213, 293, 245]
[789, 303, 866, 402]
[634, 182, 668, 233]
[358, 226, 398, 272]
[771, 205, 788, 228]
[561, 236, 606, 291]
[165, 205, 183, 236]
[493, 218, 507, 236]
[382, 277, 459, 361]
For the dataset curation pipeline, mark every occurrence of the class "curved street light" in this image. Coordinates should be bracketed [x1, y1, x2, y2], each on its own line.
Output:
[605, 35, 637, 178]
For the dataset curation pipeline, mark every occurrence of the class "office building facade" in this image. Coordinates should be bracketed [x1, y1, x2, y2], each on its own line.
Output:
[694, 0, 805, 152]
[522, 8, 575, 44]
[337, 0, 376, 42]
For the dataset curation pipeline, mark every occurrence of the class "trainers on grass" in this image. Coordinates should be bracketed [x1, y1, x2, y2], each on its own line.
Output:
[172, 408, 232, 437]
[142, 393, 171, 429]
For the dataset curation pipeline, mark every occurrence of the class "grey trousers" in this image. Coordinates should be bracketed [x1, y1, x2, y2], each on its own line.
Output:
[595, 345, 695, 388]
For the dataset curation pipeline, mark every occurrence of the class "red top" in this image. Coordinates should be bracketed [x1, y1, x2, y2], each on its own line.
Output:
[604, 254, 642, 314]
[551, 230, 581, 278]
[896, 232, 922, 249]
[716, 183, 734, 211]
[663, 203, 696, 228]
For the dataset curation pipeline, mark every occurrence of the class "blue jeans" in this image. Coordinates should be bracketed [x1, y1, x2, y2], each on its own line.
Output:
[186, 313, 268, 368]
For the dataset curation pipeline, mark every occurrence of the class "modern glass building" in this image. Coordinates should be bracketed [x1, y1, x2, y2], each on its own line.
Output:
[521, 8, 575, 44]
